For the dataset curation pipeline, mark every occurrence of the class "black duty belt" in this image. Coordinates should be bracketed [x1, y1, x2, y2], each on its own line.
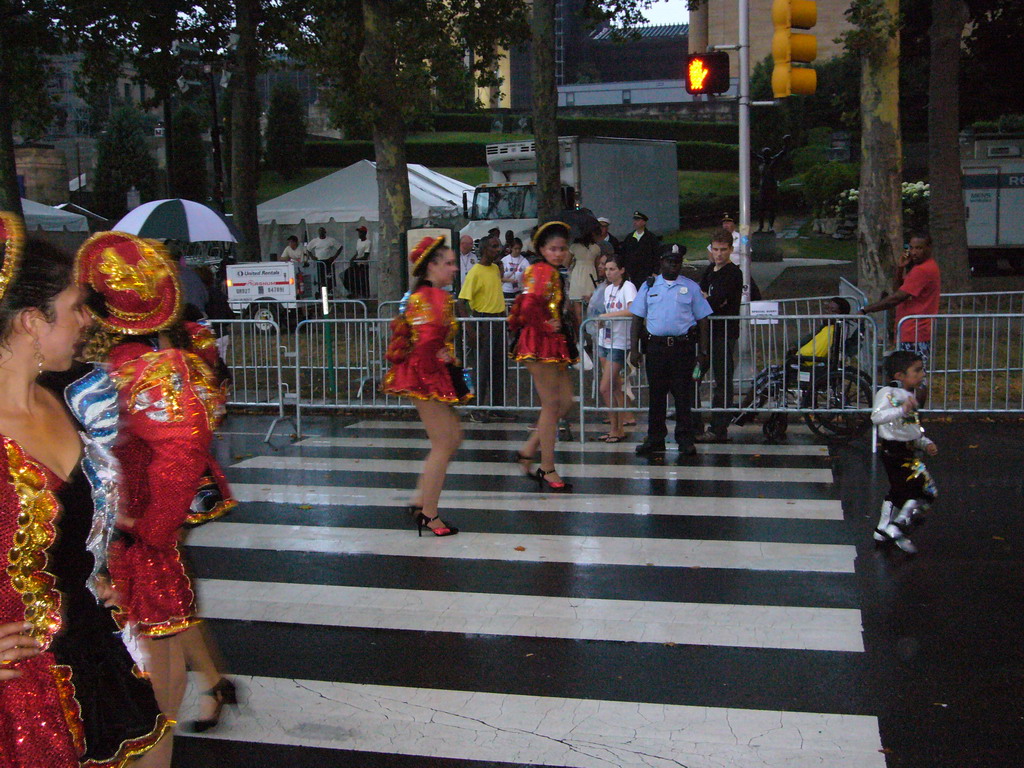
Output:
[647, 334, 694, 347]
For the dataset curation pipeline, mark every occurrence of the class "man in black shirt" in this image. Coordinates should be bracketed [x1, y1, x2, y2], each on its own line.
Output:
[619, 211, 660, 288]
[697, 229, 744, 442]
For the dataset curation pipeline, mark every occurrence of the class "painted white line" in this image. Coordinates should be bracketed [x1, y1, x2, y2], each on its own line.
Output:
[187, 522, 856, 573]
[232, 456, 832, 484]
[295, 435, 829, 456]
[178, 675, 885, 768]
[229, 483, 844, 520]
[198, 579, 865, 652]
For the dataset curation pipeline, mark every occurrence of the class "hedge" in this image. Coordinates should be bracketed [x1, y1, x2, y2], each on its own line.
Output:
[307, 139, 739, 172]
[427, 113, 738, 144]
[677, 141, 737, 171]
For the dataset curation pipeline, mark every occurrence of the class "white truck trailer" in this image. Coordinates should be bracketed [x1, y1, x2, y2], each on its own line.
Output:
[962, 134, 1024, 272]
[459, 136, 679, 248]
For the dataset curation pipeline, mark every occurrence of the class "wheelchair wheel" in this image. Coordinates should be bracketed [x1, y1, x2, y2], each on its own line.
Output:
[803, 368, 872, 438]
[763, 412, 789, 442]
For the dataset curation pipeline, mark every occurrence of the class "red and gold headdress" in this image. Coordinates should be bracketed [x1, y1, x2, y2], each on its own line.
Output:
[76, 231, 182, 335]
[0, 211, 26, 304]
[409, 235, 446, 272]
[533, 220, 570, 249]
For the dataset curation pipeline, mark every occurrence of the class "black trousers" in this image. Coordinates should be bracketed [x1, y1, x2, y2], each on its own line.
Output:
[470, 311, 506, 408]
[703, 334, 737, 435]
[880, 439, 938, 508]
[645, 337, 697, 446]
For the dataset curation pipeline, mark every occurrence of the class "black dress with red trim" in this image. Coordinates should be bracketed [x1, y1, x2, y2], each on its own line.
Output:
[106, 337, 227, 639]
[40, 364, 169, 767]
[507, 261, 579, 364]
[382, 285, 473, 404]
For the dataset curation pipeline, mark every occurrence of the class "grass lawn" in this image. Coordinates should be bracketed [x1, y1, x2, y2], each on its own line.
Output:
[258, 167, 339, 203]
[662, 216, 858, 262]
[406, 131, 531, 144]
[434, 167, 490, 186]
[678, 170, 738, 199]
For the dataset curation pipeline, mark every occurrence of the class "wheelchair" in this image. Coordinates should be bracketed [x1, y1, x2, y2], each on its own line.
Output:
[734, 321, 874, 442]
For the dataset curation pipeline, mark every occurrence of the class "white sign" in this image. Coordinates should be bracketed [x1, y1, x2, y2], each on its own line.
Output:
[749, 300, 780, 325]
[226, 263, 297, 307]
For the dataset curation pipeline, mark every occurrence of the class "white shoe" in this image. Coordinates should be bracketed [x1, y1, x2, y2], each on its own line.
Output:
[873, 500, 894, 542]
[881, 523, 917, 554]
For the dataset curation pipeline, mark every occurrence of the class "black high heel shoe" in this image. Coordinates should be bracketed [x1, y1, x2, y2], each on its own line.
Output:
[414, 512, 459, 537]
[186, 677, 239, 733]
[513, 452, 535, 477]
[532, 467, 573, 493]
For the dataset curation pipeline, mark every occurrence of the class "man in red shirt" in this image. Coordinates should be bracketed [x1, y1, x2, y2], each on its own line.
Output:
[861, 233, 942, 403]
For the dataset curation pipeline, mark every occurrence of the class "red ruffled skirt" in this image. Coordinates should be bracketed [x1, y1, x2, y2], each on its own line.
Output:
[512, 327, 577, 364]
[108, 538, 198, 638]
[383, 353, 471, 404]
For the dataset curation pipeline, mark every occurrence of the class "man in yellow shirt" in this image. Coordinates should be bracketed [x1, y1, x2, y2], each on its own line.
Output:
[458, 234, 509, 420]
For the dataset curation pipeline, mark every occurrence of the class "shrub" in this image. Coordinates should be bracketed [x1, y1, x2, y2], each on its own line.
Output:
[806, 126, 833, 146]
[423, 113, 739, 144]
[802, 162, 859, 218]
[677, 142, 738, 171]
[830, 180, 929, 233]
[265, 83, 307, 179]
[791, 145, 830, 174]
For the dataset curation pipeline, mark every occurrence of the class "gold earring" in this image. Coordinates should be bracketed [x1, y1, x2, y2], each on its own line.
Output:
[32, 338, 45, 376]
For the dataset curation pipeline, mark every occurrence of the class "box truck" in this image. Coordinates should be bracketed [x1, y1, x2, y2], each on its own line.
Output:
[459, 136, 679, 248]
[962, 134, 1024, 273]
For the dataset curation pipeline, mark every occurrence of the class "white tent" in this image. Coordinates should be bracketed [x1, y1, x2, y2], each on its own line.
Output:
[256, 160, 472, 260]
[21, 198, 88, 232]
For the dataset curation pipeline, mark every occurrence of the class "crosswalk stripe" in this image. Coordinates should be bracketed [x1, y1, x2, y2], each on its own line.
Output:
[229, 482, 845, 519]
[231, 455, 833, 483]
[177, 674, 885, 767]
[197, 579, 864, 652]
[187, 522, 856, 573]
[295, 435, 829, 456]
[339, 418, 823, 439]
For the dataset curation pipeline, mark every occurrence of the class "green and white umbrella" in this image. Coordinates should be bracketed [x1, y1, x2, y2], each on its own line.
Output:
[112, 198, 239, 242]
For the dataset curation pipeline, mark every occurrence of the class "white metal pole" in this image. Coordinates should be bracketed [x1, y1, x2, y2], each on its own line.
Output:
[736, 0, 755, 391]
[738, 0, 751, 304]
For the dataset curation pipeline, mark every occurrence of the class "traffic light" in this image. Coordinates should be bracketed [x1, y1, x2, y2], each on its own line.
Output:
[685, 52, 730, 95]
[772, 0, 817, 97]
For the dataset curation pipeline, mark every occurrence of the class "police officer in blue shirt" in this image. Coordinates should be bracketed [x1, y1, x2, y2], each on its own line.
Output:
[629, 245, 712, 456]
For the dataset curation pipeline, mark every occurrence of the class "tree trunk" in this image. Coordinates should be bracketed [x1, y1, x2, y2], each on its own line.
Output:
[689, 1, 709, 54]
[857, 0, 903, 303]
[0, 49, 23, 216]
[230, 0, 261, 261]
[163, 94, 175, 198]
[362, 0, 411, 301]
[531, 0, 560, 223]
[928, 0, 970, 290]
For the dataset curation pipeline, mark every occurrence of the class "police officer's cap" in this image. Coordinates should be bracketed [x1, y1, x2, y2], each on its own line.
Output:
[632, 211, 649, 221]
[660, 244, 686, 260]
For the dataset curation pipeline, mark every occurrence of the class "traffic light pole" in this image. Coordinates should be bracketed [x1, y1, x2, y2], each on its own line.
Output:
[738, 0, 752, 307]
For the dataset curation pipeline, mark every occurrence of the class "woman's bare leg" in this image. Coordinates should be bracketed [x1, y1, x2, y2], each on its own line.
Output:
[413, 399, 462, 523]
[135, 634, 187, 768]
[179, 624, 226, 720]
[524, 362, 574, 484]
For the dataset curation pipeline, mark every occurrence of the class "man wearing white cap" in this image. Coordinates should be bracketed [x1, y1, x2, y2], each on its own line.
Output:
[597, 217, 619, 255]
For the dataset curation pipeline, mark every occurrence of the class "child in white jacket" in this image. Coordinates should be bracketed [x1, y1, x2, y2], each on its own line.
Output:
[871, 349, 938, 553]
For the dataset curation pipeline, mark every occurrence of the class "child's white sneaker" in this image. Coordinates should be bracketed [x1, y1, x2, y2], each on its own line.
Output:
[873, 501, 894, 541]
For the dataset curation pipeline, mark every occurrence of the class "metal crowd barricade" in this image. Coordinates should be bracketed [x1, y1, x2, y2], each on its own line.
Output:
[458, 316, 539, 417]
[578, 314, 879, 443]
[208, 317, 289, 442]
[939, 291, 1024, 316]
[293, 317, 395, 437]
[895, 313, 1024, 412]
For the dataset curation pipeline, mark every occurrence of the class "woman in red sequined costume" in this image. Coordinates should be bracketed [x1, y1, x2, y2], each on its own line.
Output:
[508, 221, 578, 492]
[78, 233, 238, 765]
[0, 217, 167, 767]
[383, 237, 468, 536]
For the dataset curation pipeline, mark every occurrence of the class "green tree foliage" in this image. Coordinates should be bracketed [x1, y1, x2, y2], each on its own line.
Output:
[264, 83, 306, 180]
[170, 105, 207, 201]
[93, 105, 159, 219]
